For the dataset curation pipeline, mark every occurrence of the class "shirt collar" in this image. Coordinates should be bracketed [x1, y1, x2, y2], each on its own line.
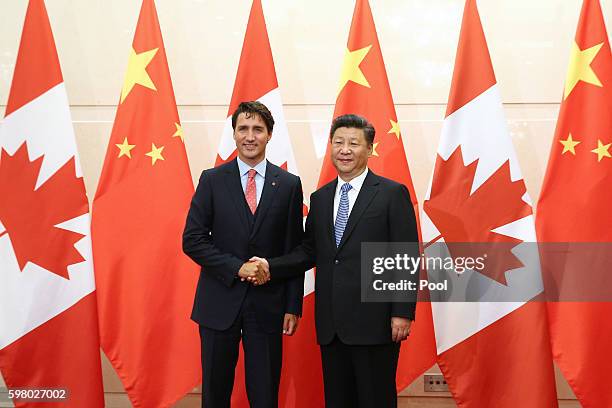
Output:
[237, 156, 267, 178]
[336, 167, 368, 195]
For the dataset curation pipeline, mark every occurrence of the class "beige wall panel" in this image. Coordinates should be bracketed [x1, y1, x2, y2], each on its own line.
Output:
[1, 1, 611, 105]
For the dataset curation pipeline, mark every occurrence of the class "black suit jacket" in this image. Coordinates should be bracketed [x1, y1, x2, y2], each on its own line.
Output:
[183, 159, 305, 334]
[269, 170, 419, 345]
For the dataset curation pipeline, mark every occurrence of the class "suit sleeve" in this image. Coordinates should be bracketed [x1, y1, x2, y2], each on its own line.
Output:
[283, 177, 306, 316]
[268, 193, 316, 279]
[389, 183, 419, 320]
[182, 170, 244, 288]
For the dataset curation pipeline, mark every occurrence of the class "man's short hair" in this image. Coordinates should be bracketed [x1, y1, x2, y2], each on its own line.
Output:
[231, 101, 275, 134]
[329, 114, 375, 145]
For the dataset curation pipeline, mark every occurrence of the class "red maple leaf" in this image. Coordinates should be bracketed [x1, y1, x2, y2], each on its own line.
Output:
[0, 143, 89, 279]
[423, 146, 532, 285]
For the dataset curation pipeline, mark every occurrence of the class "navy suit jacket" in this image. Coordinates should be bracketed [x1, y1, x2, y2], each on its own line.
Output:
[269, 170, 419, 345]
[183, 159, 305, 333]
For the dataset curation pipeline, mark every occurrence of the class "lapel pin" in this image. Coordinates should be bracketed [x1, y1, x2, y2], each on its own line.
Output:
[272, 181, 276, 186]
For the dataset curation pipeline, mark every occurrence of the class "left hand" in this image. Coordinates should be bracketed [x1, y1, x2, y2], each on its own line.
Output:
[283, 313, 299, 336]
[391, 317, 412, 342]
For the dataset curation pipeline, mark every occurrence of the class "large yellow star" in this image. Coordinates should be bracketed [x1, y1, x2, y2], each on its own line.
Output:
[145, 143, 165, 165]
[388, 120, 401, 140]
[371, 142, 380, 157]
[559, 134, 580, 155]
[338, 45, 372, 96]
[116, 137, 136, 158]
[564, 41, 603, 99]
[591, 139, 611, 162]
[172, 122, 184, 143]
[121, 47, 159, 103]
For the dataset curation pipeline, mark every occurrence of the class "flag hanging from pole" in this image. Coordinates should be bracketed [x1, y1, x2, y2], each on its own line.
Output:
[422, 0, 557, 406]
[91, 0, 200, 406]
[536, 0, 612, 406]
[0, 0, 104, 406]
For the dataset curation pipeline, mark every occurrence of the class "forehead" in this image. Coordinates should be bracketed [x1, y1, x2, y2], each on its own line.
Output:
[332, 127, 366, 141]
[236, 112, 267, 128]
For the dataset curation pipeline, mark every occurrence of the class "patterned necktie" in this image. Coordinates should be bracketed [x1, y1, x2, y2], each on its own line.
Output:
[334, 182, 353, 247]
[245, 169, 257, 214]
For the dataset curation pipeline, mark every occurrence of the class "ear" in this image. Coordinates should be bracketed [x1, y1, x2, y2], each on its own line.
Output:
[367, 143, 374, 156]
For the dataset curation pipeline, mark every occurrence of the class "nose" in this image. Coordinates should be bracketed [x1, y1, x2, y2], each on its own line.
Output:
[339, 144, 351, 155]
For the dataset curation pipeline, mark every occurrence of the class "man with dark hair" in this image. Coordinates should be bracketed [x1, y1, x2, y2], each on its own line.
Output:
[231, 100, 275, 135]
[253, 113, 419, 407]
[183, 101, 305, 408]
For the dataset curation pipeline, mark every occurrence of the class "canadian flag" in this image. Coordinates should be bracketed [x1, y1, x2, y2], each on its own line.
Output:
[214, 1, 320, 406]
[0, 0, 104, 407]
[421, 0, 557, 406]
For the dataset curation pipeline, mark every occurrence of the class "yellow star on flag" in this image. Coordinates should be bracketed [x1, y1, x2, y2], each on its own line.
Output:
[338, 45, 372, 96]
[371, 142, 380, 157]
[116, 137, 136, 158]
[388, 120, 401, 140]
[591, 139, 611, 162]
[121, 47, 159, 103]
[172, 123, 184, 143]
[559, 134, 580, 155]
[145, 143, 165, 165]
[564, 41, 603, 99]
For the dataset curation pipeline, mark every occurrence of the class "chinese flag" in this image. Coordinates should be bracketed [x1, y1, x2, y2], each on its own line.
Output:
[0, 1, 104, 406]
[536, 0, 612, 406]
[318, 0, 437, 394]
[91, 0, 200, 406]
[422, 0, 557, 406]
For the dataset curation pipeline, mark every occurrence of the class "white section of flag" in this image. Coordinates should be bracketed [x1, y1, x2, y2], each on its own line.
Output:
[0, 85, 95, 349]
[425, 86, 526, 199]
[0, 84, 83, 188]
[422, 84, 543, 353]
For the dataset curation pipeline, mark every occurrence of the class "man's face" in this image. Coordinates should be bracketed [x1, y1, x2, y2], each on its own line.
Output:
[233, 112, 271, 165]
[330, 127, 372, 181]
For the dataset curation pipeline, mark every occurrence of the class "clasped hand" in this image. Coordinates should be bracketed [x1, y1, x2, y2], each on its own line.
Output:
[238, 257, 270, 285]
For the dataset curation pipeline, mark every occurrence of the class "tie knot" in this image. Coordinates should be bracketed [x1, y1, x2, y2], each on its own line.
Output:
[340, 183, 352, 194]
[248, 169, 257, 179]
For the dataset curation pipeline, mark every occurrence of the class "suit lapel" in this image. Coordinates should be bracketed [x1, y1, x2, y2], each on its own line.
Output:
[251, 161, 280, 238]
[336, 171, 380, 253]
[222, 159, 250, 232]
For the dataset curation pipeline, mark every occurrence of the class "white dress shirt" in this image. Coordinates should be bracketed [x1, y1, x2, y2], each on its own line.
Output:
[333, 168, 369, 224]
[237, 156, 267, 205]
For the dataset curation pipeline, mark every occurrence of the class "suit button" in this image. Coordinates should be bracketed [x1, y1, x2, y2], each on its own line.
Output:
[334, 259, 339, 265]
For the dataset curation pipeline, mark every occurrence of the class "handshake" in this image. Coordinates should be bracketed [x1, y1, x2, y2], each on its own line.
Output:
[238, 256, 270, 286]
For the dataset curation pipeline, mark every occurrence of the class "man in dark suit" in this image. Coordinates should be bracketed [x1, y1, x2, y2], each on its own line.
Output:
[182, 101, 305, 408]
[253, 114, 419, 408]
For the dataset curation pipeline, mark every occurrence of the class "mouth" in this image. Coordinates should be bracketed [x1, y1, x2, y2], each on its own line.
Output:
[337, 158, 353, 165]
[243, 144, 258, 150]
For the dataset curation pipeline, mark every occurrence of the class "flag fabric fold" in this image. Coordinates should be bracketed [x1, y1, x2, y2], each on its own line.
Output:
[536, 1, 612, 406]
[0, 0, 104, 406]
[91, 0, 200, 406]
